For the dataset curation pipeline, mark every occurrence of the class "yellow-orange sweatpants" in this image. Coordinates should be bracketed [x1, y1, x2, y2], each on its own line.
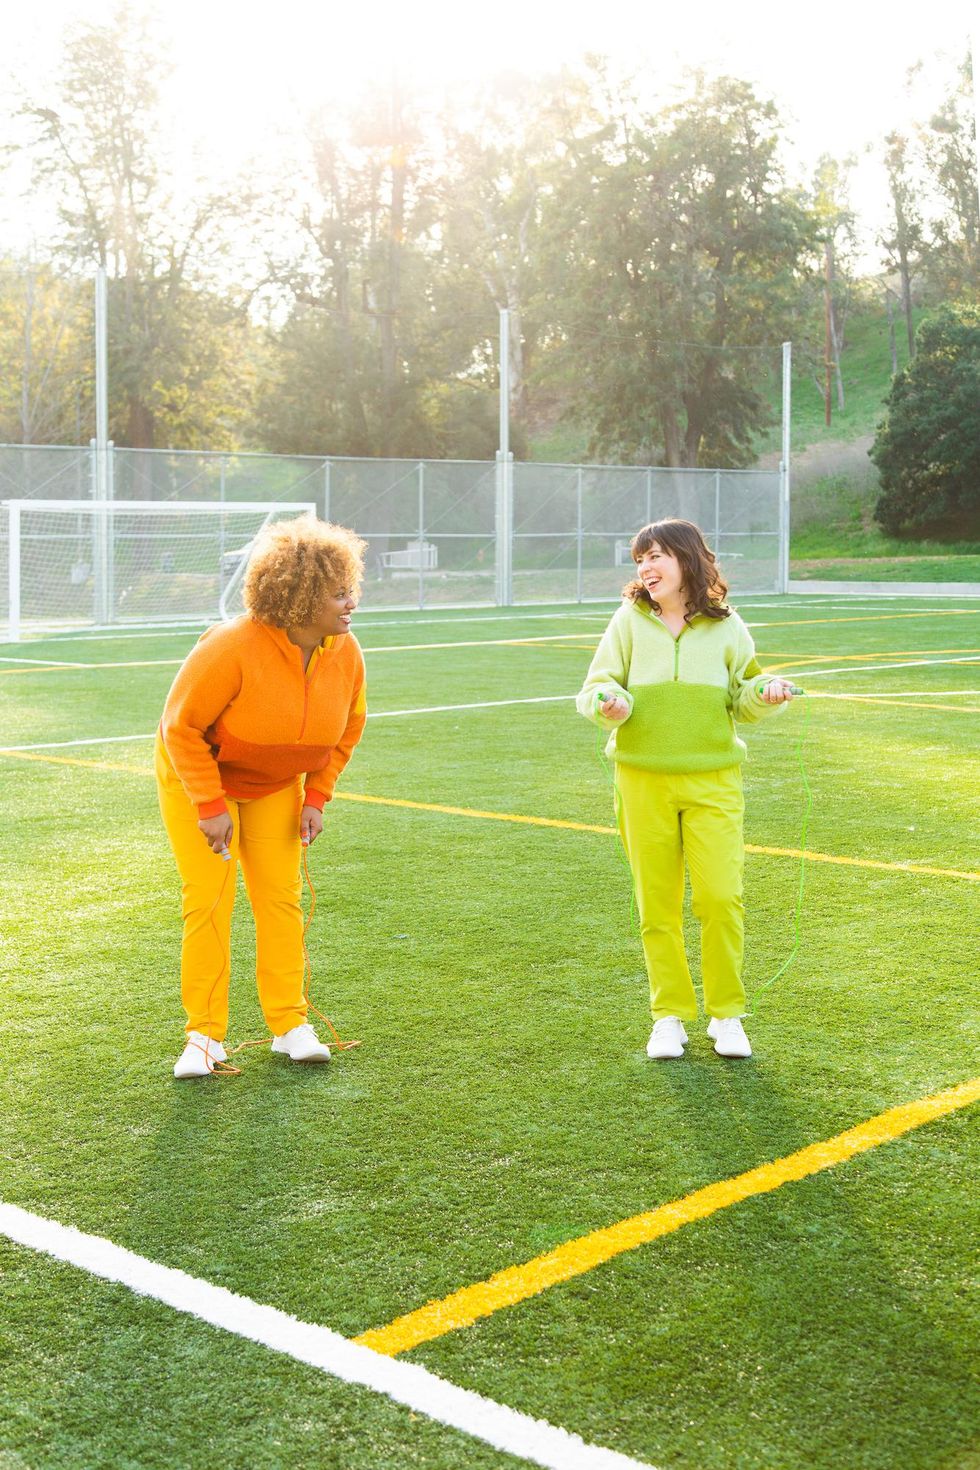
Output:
[155, 732, 308, 1041]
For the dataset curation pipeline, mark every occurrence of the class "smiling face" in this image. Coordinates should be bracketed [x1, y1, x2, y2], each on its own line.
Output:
[635, 542, 684, 605]
[288, 585, 358, 649]
[316, 585, 357, 639]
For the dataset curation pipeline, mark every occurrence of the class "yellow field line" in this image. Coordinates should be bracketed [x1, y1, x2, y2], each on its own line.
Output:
[741, 843, 978, 881]
[506, 642, 601, 651]
[0, 750, 149, 775]
[811, 694, 980, 714]
[762, 649, 980, 661]
[354, 1076, 980, 1356]
[331, 789, 615, 834]
[1, 747, 975, 882]
[749, 610, 980, 629]
[0, 659, 182, 676]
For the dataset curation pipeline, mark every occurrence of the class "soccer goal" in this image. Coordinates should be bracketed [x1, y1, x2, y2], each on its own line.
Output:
[1, 499, 317, 640]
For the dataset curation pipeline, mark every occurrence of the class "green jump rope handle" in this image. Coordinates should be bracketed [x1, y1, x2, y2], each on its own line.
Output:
[758, 681, 805, 697]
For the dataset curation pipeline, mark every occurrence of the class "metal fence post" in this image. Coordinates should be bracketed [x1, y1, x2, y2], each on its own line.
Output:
[105, 442, 115, 624]
[780, 341, 792, 592]
[646, 467, 653, 525]
[417, 460, 425, 610]
[495, 451, 504, 606]
[714, 469, 721, 552]
[322, 460, 331, 523]
[576, 465, 584, 603]
[7, 502, 20, 642]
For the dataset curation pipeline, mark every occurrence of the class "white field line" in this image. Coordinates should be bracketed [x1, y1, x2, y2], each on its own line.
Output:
[0, 697, 579, 751]
[0, 635, 598, 674]
[5, 665, 980, 753]
[0, 611, 615, 650]
[8, 598, 972, 653]
[370, 695, 574, 719]
[781, 655, 980, 680]
[0, 733, 158, 752]
[810, 689, 980, 699]
[8, 639, 980, 674]
[0, 1201, 652, 1470]
[0, 655, 95, 667]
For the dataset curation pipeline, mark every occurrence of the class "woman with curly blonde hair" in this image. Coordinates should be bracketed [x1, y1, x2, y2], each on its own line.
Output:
[156, 516, 367, 1079]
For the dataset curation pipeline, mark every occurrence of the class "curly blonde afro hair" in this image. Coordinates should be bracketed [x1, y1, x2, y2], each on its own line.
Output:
[243, 515, 367, 628]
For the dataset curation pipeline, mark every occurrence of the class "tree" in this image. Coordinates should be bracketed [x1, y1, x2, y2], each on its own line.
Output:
[258, 79, 522, 461]
[17, 6, 258, 448]
[259, 86, 444, 457]
[809, 155, 858, 414]
[880, 132, 925, 359]
[916, 54, 980, 299]
[871, 302, 980, 537]
[0, 258, 91, 443]
[544, 74, 817, 467]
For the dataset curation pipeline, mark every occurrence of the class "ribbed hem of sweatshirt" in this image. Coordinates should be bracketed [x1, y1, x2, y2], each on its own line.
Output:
[303, 787, 328, 811]
[197, 796, 229, 819]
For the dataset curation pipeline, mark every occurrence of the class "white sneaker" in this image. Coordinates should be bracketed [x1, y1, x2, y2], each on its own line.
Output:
[646, 1017, 689, 1060]
[271, 1022, 331, 1063]
[707, 1017, 752, 1058]
[173, 1032, 228, 1079]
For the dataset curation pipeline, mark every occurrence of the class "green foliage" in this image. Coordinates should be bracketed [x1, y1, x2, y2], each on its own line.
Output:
[8, 24, 976, 465]
[540, 74, 818, 467]
[0, 259, 92, 443]
[871, 302, 980, 537]
[18, 7, 258, 449]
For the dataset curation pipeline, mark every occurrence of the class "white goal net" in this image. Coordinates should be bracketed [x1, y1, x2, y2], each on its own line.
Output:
[1, 499, 317, 640]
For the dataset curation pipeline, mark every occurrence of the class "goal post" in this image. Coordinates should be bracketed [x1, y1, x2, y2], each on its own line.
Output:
[1, 499, 317, 641]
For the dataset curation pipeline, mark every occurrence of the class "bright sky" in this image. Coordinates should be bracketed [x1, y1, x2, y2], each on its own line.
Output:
[3, 0, 975, 268]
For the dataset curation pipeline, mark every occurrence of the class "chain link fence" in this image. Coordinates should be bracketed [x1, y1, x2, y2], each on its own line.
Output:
[0, 444, 783, 635]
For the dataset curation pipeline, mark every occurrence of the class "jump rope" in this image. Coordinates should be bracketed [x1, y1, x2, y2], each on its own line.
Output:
[190, 831, 361, 1077]
[595, 680, 812, 1013]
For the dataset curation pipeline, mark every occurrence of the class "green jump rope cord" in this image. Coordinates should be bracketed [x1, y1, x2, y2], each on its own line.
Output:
[594, 688, 812, 1003]
[745, 692, 811, 1015]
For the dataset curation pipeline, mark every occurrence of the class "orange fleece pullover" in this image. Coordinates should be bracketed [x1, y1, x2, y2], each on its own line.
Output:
[160, 616, 367, 819]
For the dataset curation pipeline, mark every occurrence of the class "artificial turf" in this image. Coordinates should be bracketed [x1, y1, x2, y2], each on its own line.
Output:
[0, 596, 977, 1469]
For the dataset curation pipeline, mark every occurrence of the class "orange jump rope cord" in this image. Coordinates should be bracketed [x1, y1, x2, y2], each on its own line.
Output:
[189, 835, 361, 1074]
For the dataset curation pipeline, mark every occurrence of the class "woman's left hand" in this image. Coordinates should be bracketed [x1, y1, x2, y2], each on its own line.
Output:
[761, 678, 795, 704]
[300, 805, 324, 846]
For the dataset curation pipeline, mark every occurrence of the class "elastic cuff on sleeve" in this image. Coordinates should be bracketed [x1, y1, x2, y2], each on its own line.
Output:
[197, 797, 229, 819]
[303, 788, 328, 812]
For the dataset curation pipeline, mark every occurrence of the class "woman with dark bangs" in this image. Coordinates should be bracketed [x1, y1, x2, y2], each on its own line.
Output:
[156, 516, 367, 1079]
[576, 519, 796, 1060]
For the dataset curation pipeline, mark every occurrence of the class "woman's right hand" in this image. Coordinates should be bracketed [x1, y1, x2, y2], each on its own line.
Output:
[601, 696, 630, 722]
[198, 813, 234, 855]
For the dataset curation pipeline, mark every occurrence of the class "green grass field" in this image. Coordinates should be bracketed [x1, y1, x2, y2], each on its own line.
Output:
[1, 595, 978, 1470]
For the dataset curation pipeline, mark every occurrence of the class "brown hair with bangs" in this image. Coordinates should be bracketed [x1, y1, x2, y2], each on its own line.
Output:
[243, 515, 367, 628]
[624, 519, 730, 621]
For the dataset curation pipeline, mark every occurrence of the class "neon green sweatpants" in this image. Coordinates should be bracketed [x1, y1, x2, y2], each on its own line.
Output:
[614, 763, 746, 1022]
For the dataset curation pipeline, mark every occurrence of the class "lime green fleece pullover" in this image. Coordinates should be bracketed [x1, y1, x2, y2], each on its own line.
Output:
[576, 600, 781, 772]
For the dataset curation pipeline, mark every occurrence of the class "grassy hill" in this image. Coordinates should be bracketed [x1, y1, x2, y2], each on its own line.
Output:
[527, 304, 978, 583]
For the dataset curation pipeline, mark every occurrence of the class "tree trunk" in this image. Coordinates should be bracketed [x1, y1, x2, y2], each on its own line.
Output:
[898, 244, 915, 358]
[886, 293, 898, 376]
[127, 395, 154, 448]
[660, 400, 682, 467]
[379, 84, 407, 454]
[21, 267, 33, 442]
